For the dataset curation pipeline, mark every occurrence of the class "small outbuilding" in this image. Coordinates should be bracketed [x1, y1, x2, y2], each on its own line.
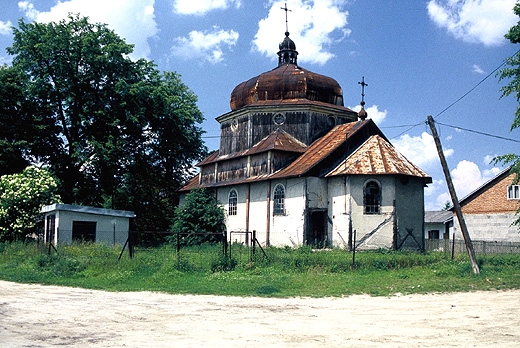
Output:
[41, 204, 135, 246]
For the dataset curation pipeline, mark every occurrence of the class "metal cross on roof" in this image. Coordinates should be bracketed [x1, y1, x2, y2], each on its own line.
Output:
[358, 76, 368, 107]
[281, 3, 291, 33]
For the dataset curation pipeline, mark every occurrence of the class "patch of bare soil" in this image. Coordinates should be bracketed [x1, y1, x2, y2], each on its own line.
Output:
[1, 280, 519, 347]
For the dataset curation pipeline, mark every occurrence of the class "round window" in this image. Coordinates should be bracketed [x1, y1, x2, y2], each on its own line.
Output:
[273, 113, 286, 125]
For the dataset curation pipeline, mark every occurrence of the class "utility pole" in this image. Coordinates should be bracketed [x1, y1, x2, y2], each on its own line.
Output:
[427, 116, 480, 274]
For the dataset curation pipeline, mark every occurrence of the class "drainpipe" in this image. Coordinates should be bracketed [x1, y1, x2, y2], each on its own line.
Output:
[246, 183, 250, 245]
[266, 181, 271, 246]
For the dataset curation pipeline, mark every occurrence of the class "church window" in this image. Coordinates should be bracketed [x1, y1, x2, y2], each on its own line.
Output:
[273, 113, 286, 125]
[228, 189, 238, 215]
[273, 184, 285, 216]
[508, 185, 520, 200]
[364, 181, 381, 214]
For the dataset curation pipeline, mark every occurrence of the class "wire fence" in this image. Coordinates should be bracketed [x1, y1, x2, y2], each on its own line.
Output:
[425, 239, 520, 256]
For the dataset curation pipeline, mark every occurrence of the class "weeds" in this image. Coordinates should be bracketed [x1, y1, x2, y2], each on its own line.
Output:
[1, 241, 519, 297]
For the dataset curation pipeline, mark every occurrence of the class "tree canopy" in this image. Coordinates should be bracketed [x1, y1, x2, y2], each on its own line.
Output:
[171, 188, 226, 246]
[0, 166, 61, 242]
[497, 2, 520, 226]
[1, 15, 207, 231]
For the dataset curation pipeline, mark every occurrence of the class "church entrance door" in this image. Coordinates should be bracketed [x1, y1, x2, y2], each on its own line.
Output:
[306, 209, 328, 248]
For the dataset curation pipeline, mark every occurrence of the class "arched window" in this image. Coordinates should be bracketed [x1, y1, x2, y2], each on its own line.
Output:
[273, 184, 285, 216]
[228, 189, 237, 216]
[364, 181, 381, 214]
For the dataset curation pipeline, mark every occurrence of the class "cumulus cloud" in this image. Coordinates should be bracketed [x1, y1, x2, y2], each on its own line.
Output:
[173, 0, 241, 15]
[171, 27, 239, 64]
[427, 0, 517, 46]
[393, 132, 453, 169]
[0, 20, 12, 35]
[430, 160, 502, 210]
[17, 0, 158, 60]
[472, 64, 484, 74]
[350, 104, 387, 124]
[18, 1, 40, 21]
[253, 0, 351, 65]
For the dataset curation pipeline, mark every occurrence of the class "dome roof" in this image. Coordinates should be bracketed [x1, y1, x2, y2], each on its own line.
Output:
[230, 65, 344, 111]
[229, 32, 345, 111]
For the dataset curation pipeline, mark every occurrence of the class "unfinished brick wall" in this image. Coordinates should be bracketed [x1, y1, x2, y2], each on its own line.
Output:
[461, 173, 519, 214]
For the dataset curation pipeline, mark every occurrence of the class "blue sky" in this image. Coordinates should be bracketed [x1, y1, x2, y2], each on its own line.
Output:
[1, 0, 519, 210]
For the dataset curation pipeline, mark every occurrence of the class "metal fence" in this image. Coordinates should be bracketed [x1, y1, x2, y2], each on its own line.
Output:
[425, 239, 520, 255]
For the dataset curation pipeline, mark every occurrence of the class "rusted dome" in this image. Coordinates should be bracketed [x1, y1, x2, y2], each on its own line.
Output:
[229, 32, 344, 111]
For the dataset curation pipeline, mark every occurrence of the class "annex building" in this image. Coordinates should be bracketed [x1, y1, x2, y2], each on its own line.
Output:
[180, 30, 431, 250]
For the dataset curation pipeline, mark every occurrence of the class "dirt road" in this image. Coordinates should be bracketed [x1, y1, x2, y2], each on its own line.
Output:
[1, 280, 519, 347]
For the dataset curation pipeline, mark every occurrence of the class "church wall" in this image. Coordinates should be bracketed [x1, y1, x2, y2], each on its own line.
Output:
[328, 176, 352, 248]
[350, 175, 396, 250]
[269, 178, 306, 247]
[394, 177, 426, 250]
[216, 179, 307, 247]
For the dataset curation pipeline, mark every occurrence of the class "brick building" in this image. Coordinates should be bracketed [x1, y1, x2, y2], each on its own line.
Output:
[452, 167, 520, 242]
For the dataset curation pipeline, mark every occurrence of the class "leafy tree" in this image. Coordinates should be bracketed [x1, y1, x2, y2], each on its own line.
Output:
[0, 166, 61, 242]
[441, 201, 452, 211]
[2, 15, 207, 231]
[497, 2, 520, 226]
[171, 188, 226, 246]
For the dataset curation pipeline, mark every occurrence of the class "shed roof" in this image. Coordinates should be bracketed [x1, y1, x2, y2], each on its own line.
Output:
[41, 204, 135, 218]
[425, 210, 453, 224]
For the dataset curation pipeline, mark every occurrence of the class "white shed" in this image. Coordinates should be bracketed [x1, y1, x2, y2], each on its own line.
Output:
[41, 204, 135, 246]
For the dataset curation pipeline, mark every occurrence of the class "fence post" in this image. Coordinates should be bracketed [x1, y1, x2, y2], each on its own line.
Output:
[451, 233, 455, 260]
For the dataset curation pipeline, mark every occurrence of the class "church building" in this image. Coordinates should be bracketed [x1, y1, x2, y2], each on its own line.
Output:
[180, 29, 431, 250]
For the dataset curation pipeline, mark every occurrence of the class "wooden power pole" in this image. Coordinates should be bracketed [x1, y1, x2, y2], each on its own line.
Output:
[427, 116, 480, 274]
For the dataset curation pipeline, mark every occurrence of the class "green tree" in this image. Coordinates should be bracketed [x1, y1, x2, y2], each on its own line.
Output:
[497, 2, 520, 226]
[0, 166, 61, 242]
[171, 188, 227, 246]
[2, 15, 207, 231]
[441, 201, 452, 211]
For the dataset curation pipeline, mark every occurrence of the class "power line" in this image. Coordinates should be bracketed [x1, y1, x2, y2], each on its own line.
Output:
[433, 49, 520, 120]
[435, 121, 520, 144]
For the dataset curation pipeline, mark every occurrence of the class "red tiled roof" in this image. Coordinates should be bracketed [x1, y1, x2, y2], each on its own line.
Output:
[326, 135, 432, 182]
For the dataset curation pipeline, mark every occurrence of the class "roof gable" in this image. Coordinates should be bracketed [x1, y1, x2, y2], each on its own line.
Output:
[271, 119, 378, 179]
[326, 135, 432, 181]
[196, 129, 306, 167]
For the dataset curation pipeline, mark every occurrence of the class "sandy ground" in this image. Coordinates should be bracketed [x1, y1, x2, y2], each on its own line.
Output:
[1, 281, 519, 347]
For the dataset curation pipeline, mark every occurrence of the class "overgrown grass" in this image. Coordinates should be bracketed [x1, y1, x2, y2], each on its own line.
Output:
[1, 241, 519, 297]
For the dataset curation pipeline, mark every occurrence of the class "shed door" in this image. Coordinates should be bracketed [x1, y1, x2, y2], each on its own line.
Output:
[72, 221, 96, 242]
[306, 210, 328, 248]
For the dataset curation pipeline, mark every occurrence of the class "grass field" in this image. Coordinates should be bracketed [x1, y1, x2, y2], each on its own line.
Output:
[1, 241, 519, 297]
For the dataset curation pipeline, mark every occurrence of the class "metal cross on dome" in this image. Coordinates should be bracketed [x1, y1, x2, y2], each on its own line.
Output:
[281, 3, 291, 33]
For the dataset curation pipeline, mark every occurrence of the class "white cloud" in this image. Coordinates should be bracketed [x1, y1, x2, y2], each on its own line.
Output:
[430, 160, 502, 210]
[173, 0, 241, 15]
[427, 0, 517, 46]
[253, 0, 351, 65]
[0, 20, 12, 35]
[393, 131, 453, 169]
[472, 64, 484, 74]
[171, 27, 239, 64]
[18, 1, 40, 21]
[18, 0, 158, 60]
[350, 104, 387, 124]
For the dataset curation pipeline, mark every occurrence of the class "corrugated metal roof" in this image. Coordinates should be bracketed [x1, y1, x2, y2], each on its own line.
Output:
[270, 120, 372, 179]
[326, 135, 432, 182]
[196, 129, 307, 167]
[180, 119, 432, 192]
[247, 128, 307, 154]
[425, 210, 453, 223]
